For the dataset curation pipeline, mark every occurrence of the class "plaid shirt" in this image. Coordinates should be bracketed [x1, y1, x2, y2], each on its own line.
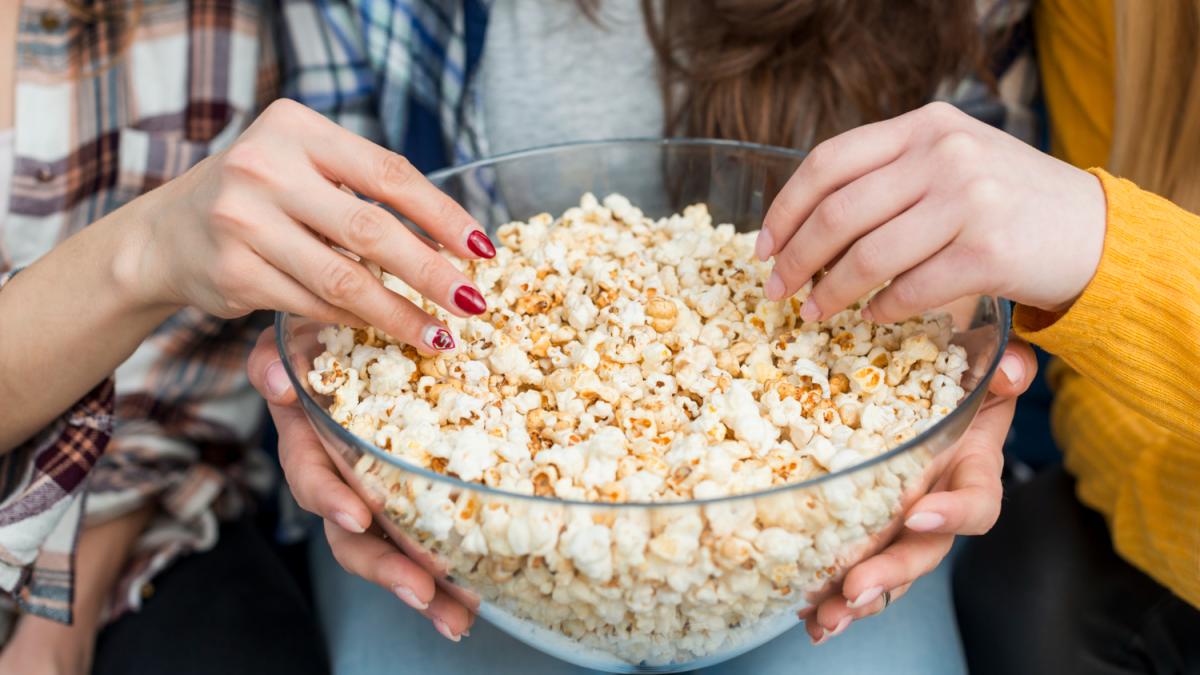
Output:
[0, 0, 276, 626]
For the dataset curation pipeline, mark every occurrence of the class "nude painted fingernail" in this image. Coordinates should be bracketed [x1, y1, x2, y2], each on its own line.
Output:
[829, 615, 853, 638]
[452, 285, 487, 315]
[333, 511, 366, 534]
[265, 361, 291, 398]
[998, 353, 1024, 386]
[423, 326, 455, 352]
[434, 618, 461, 642]
[393, 585, 429, 611]
[754, 229, 775, 261]
[800, 298, 821, 322]
[466, 230, 496, 259]
[848, 585, 883, 609]
[905, 511, 946, 532]
[764, 271, 785, 300]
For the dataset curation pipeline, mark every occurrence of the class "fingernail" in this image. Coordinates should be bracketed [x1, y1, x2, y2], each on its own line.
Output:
[906, 511, 945, 532]
[423, 326, 456, 351]
[434, 618, 461, 642]
[754, 229, 775, 261]
[829, 615, 853, 638]
[265, 361, 291, 398]
[764, 271, 785, 300]
[333, 511, 366, 534]
[800, 298, 821, 322]
[861, 305, 875, 322]
[847, 585, 883, 609]
[466, 230, 496, 259]
[393, 585, 429, 611]
[453, 285, 487, 315]
[998, 353, 1024, 386]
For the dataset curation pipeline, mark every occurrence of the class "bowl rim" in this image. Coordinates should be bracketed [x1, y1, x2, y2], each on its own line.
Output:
[423, 137, 810, 186]
[274, 137, 1012, 508]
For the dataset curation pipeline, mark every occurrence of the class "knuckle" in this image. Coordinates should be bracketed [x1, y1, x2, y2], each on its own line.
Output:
[850, 236, 883, 278]
[321, 256, 366, 302]
[963, 176, 1004, 213]
[814, 193, 853, 236]
[221, 142, 273, 183]
[921, 101, 962, 126]
[801, 141, 833, 178]
[933, 130, 980, 166]
[344, 204, 387, 252]
[378, 153, 416, 192]
[207, 193, 246, 233]
[261, 97, 307, 126]
[886, 276, 921, 312]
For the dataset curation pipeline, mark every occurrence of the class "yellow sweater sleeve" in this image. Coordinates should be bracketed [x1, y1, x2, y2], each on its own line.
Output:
[1015, 169, 1200, 441]
[1034, 0, 1200, 608]
[1015, 171, 1200, 606]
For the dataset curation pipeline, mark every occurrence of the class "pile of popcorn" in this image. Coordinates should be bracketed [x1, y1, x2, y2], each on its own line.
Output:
[309, 194, 969, 666]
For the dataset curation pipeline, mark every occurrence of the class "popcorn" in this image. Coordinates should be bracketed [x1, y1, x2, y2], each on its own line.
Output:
[309, 194, 971, 668]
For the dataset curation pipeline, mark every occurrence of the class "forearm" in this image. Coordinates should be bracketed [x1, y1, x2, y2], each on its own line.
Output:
[0, 201, 179, 452]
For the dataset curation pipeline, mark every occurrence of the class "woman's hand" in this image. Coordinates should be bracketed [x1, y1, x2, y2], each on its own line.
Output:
[120, 98, 494, 353]
[247, 328, 474, 642]
[801, 338, 1038, 644]
[756, 101, 1107, 322]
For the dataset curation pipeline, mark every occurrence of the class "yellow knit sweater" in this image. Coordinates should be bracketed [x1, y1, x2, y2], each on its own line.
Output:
[1029, 0, 1200, 607]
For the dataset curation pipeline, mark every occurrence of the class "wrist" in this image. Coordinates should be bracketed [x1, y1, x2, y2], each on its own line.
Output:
[104, 192, 186, 316]
[1043, 168, 1108, 314]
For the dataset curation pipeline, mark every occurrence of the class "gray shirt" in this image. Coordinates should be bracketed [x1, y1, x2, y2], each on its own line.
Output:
[479, 0, 664, 155]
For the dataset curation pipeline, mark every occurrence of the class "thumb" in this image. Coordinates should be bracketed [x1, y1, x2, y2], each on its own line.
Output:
[247, 326, 297, 405]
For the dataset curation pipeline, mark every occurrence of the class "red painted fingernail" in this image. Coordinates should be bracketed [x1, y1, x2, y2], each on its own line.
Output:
[466, 230, 496, 259]
[453, 286, 487, 315]
[424, 326, 455, 351]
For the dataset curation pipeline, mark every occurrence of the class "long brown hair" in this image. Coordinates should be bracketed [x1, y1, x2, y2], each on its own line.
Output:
[1111, 0, 1200, 211]
[582, 0, 985, 148]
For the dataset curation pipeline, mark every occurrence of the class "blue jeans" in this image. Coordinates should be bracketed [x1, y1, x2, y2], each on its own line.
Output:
[309, 536, 966, 675]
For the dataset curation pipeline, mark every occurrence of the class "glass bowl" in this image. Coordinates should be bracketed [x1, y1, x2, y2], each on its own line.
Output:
[276, 139, 1010, 673]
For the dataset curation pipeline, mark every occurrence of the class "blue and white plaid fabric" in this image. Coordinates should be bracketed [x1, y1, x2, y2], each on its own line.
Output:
[278, 0, 1038, 171]
[280, 0, 492, 172]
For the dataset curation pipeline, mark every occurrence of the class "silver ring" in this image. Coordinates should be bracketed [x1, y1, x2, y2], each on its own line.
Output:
[881, 589, 892, 610]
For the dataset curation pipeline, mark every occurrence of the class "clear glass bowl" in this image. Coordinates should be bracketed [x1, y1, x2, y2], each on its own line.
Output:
[276, 139, 1009, 673]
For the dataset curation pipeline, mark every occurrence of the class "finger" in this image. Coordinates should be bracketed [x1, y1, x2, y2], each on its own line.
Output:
[838, 530, 954, 612]
[324, 522, 474, 640]
[757, 103, 955, 261]
[280, 179, 486, 318]
[240, 257, 364, 327]
[323, 520, 436, 612]
[251, 218, 468, 349]
[425, 586, 476, 640]
[764, 155, 929, 302]
[863, 241, 988, 324]
[904, 399, 1014, 535]
[248, 328, 299, 405]
[292, 106, 495, 260]
[799, 197, 960, 317]
[988, 338, 1037, 398]
[272, 401, 373, 534]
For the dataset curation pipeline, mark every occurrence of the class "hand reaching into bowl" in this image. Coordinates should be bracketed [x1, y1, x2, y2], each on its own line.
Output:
[121, 98, 494, 353]
[755, 101, 1107, 323]
[247, 327, 475, 642]
[801, 337, 1037, 644]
